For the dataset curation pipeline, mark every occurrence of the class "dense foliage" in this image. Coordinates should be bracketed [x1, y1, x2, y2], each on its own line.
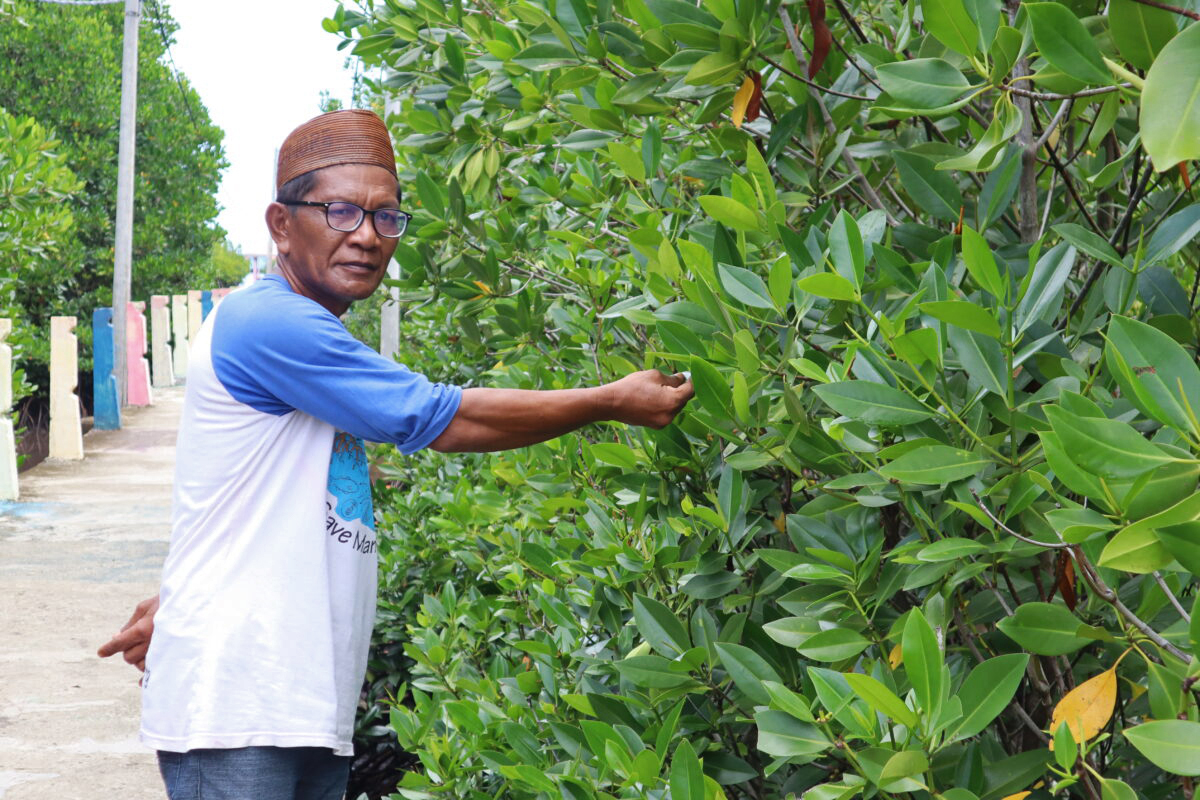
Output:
[0, 0, 236, 382]
[332, 0, 1200, 797]
[0, 108, 79, 409]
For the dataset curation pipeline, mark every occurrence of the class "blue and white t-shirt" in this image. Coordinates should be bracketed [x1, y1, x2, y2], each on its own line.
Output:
[140, 274, 461, 755]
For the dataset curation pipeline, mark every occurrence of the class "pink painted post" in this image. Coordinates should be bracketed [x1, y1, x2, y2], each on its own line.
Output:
[126, 301, 153, 406]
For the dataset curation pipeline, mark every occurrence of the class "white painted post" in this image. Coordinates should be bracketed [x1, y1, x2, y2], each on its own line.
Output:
[150, 295, 174, 388]
[172, 294, 189, 380]
[49, 316, 83, 461]
[0, 320, 19, 500]
[187, 289, 202, 344]
[126, 301, 153, 406]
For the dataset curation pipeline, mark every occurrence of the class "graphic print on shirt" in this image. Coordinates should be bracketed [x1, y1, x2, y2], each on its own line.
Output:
[326, 431, 377, 555]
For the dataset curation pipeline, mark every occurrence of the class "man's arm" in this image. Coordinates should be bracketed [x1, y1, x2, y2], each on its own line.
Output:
[429, 369, 693, 452]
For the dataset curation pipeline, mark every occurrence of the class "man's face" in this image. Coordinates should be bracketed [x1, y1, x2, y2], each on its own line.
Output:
[268, 163, 401, 316]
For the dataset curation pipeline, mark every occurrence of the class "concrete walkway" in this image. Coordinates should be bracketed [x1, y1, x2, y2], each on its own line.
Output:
[0, 388, 183, 799]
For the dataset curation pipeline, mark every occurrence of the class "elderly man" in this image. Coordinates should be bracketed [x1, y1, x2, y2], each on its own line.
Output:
[98, 109, 693, 799]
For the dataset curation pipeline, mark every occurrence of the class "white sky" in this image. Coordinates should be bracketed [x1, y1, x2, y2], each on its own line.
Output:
[163, 0, 357, 255]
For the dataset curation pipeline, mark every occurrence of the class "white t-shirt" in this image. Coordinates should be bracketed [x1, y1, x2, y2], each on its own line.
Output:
[140, 275, 461, 755]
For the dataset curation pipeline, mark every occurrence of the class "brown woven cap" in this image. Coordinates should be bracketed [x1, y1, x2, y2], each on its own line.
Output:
[275, 109, 396, 189]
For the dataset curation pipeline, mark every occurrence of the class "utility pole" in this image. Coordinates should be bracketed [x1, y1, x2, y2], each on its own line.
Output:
[112, 0, 141, 406]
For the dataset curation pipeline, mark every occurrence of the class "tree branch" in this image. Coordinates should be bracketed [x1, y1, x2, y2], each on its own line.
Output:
[1128, 0, 1200, 21]
[778, 7, 897, 225]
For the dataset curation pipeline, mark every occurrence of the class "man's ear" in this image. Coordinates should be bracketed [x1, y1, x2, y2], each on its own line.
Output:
[265, 202, 292, 256]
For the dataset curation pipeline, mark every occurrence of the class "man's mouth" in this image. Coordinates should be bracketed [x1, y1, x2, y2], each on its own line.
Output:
[338, 261, 377, 272]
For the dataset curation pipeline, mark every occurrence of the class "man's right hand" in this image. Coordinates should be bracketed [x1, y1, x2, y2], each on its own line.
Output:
[603, 369, 694, 429]
[97, 594, 159, 672]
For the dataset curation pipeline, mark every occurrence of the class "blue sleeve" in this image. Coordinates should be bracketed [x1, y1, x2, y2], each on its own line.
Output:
[210, 285, 461, 454]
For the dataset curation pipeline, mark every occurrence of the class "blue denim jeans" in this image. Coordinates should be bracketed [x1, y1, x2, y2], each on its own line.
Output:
[156, 747, 351, 800]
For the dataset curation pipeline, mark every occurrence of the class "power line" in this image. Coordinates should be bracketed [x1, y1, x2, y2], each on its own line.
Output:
[144, 0, 202, 135]
[26, 0, 123, 5]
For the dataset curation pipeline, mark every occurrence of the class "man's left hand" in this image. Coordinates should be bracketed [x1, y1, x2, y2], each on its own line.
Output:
[97, 593, 159, 672]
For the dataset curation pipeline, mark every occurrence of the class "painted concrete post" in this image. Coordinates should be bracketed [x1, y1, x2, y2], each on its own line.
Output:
[92, 308, 121, 430]
[0, 320, 19, 500]
[49, 316, 83, 460]
[126, 301, 153, 406]
[201, 289, 213, 320]
[187, 289, 202, 343]
[172, 294, 189, 379]
[150, 295, 174, 388]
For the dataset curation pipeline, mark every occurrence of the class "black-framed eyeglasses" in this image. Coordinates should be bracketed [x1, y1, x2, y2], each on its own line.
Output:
[279, 200, 411, 238]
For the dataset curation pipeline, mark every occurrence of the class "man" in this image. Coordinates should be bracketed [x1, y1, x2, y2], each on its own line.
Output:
[97, 109, 693, 799]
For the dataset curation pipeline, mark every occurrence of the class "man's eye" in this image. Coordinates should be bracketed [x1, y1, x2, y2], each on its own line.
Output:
[327, 204, 359, 224]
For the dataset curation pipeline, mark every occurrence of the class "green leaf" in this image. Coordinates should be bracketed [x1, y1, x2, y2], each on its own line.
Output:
[919, 537, 988, 561]
[1110, 0, 1177, 70]
[613, 655, 698, 688]
[1143, 203, 1200, 265]
[960, 225, 1006, 300]
[880, 445, 991, 484]
[796, 628, 871, 661]
[1052, 223, 1123, 269]
[669, 739, 705, 800]
[953, 654, 1029, 739]
[828, 210, 866, 287]
[715, 642, 782, 705]
[920, 300, 1001, 338]
[844, 672, 920, 728]
[1153, 521, 1200, 574]
[1100, 778, 1139, 800]
[893, 151, 964, 222]
[754, 710, 830, 757]
[685, 51, 741, 85]
[1045, 405, 1189, 479]
[1142, 22, 1200, 171]
[511, 41, 581, 69]
[689, 356, 732, 417]
[902, 608, 943, 714]
[946, 326, 1007, 396]
[1025, 3, 1110, 84]
[996, 601, 1091, 655]
[796, 272, 860, 302]
[699, 195, 759, 231]
[1124, 720, 1200, 775]
[812, 380, 934, 426]
[561, 129, 619, 151]
[717, 264, 775, 309]
[1099, 524, 1175, 573]
[633, 594, 692, 657]
[1107, 315, 1200, 437]
[922, 0, 980, 57]
[876, 59, 972, 110]
[1014, 242, 1076, 333]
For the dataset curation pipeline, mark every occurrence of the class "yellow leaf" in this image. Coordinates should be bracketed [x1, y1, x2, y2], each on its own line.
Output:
[731, 76, 754, 128]
[1000, 793, 1031, 800]
[1049, 655, 1126, 748]
[773, 513, 786, 533]
[888, 643, 903, 669]
[472, 280, 493, 295]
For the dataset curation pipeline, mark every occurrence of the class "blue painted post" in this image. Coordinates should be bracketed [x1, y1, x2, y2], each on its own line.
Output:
[201, 289, 213, 320]
[92, 307, 121, 430]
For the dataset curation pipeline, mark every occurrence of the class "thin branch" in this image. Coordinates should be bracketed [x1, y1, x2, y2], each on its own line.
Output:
[1128, 0, 1200, 21]
[1033, 99, 1073, 153]
[971, 490, 1071, 549]
[1152, 571, 1192, 623]
[1006, 84, 1130, 101]
[760, 55, 872, 101]
[1071, 548, 1191, 663]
